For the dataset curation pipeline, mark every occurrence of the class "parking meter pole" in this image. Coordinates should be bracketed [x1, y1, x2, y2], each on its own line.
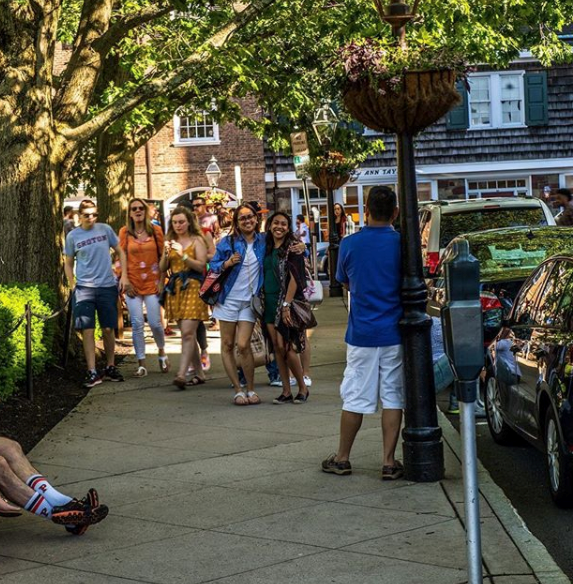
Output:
[442, 239, 484, 584]
[458, 382, 483, 584]
[396, 132, 444, 482]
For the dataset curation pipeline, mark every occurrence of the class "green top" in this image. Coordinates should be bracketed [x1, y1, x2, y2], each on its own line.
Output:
[263, 248, 281, 295]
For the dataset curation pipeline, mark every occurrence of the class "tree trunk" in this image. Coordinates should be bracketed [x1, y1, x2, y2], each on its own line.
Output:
[95, 132, 136, 233]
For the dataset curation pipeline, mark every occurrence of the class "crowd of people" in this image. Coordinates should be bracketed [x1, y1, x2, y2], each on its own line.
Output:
[62, 195, 320, 407]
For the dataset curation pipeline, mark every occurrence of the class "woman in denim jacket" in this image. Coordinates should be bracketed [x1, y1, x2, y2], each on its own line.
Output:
[209, 204, 266, 405]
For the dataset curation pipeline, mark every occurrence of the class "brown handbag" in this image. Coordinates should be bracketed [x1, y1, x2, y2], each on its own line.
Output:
[289, 299, 317, 329]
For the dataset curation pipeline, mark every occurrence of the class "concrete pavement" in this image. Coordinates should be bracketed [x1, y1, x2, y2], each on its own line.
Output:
[0, 296, 568, 583]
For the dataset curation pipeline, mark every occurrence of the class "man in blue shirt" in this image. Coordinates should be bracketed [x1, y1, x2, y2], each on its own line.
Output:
[322, 186, 405, 480]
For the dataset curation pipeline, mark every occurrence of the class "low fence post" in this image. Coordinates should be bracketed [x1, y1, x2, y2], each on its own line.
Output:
[62, 295, 73, 368]
[25, 303, 33, 401]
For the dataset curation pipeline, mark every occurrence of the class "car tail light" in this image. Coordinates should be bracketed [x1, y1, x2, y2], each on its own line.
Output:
[480, 292, 502, 312]
[426, 252, 440, 275]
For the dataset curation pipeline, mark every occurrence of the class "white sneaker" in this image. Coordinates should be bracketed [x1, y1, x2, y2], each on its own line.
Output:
[269, 379, 283, 387]
[303, 376, 312, 387]
[289, 377, 297, 386]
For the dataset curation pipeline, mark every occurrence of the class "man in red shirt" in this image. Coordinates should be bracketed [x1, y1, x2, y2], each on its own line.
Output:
[192, 196, 220, 239]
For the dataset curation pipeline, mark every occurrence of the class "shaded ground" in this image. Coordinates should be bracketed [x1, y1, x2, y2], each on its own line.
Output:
[0, 342, 129, 453]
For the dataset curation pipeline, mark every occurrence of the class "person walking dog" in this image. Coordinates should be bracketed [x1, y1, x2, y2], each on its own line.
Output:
[322, 186, 405, 480]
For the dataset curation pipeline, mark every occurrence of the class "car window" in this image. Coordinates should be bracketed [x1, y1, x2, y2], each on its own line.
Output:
[466, 230, 568, 278]
[537, 261, 573, 327]
[439, 207, 546, 249]
[513, 261, 554, 327]
[420, 211, 431, 249]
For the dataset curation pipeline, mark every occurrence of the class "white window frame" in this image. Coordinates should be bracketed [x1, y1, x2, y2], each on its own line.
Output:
[468, 71, 526, 130]
[173, 110, 220, 146]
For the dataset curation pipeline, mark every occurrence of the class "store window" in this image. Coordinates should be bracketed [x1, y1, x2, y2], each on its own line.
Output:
[343, 186, 360, 232]
[469, 73, 525, 129]
[417, 182, 432, 201]
[174, 110, 220, 145]
[531, 174, 559, 200]
[467, 178, 528, 198]
[438, 179, 466, 201]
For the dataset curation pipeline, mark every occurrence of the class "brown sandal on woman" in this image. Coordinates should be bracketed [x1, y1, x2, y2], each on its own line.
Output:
[172, 376, 186, 390]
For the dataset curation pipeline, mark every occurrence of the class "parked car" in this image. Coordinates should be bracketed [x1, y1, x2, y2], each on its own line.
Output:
[427, 226, 573, 346]
[316, 242, 329, 277]
[484, 253, 573, 507]
[420, 197, 556, 277]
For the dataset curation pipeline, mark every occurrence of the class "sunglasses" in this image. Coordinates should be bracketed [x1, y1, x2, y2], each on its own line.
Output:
[192, 203, 204, 209]
[82, 213, 98, 218]
[130, 206, 145, 212]
[238, 214, 256, 223]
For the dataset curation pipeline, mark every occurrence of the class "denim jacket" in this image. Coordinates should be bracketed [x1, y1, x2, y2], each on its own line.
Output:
[209, 233, 266, 304]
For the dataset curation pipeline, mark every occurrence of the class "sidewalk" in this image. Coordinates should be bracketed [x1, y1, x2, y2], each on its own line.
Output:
[0, 297, 568, 583]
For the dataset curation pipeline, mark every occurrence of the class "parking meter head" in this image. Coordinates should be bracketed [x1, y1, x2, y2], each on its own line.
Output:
[441, 238, 484, 383]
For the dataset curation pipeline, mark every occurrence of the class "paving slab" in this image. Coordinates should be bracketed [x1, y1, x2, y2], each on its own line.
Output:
[0, 566, 149, 583]
[58, 530, 321, 584]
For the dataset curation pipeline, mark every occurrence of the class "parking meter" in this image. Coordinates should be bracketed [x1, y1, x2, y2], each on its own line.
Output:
[440, 237, 484, 584]
[441, 238, 484, 402]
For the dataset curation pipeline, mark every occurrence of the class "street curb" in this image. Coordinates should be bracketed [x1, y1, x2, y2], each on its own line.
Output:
[438, 409, 570, 584]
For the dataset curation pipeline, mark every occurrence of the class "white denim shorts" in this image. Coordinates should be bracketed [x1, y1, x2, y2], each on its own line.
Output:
[340, 344, 405, 414]
[212, 297, 256, 323]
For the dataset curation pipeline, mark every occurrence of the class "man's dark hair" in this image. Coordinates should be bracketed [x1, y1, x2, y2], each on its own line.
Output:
[178, 199, 194, 211]
[63, 206, 73, 215]
[296, 214, 305, 222]
[192, 195, 206, 205]
[555, 188, 572, 201]
[366, 186, 397, 221]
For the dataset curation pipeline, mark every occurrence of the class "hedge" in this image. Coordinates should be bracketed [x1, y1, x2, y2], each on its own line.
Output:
[0, 284, 56, 399]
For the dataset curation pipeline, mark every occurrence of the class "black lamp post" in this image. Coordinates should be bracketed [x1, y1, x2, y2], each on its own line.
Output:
[382, 0, 444, 481]
[312, 103, 343, 298]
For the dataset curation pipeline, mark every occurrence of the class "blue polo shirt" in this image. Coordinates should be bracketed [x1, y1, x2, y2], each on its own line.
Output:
[336, 226, 402, 347]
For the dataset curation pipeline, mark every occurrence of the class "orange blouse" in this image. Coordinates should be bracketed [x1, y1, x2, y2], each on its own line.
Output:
[119, 225, 164, 296]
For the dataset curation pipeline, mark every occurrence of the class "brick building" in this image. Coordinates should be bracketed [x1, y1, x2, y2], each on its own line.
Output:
[133, 99, 267, 214]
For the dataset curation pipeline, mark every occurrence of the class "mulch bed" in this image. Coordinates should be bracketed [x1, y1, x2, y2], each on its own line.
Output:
[0, 341, 130, 454]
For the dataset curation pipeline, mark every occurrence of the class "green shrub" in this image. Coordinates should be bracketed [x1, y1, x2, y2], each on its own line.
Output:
[0, 284, 55, 399]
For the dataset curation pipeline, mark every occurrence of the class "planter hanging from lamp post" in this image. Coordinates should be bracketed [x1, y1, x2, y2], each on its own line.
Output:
[338, 0, 468, 482]
[310, 103, 346, 298]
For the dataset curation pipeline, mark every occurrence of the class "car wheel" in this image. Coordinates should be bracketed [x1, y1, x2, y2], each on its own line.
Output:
[545, 406, 573, 508]
[484, 375, 517, 445]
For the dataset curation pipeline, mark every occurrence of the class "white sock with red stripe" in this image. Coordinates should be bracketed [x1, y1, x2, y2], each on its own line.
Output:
[24, 492, 53, 519]
[26, 475, 72, 507]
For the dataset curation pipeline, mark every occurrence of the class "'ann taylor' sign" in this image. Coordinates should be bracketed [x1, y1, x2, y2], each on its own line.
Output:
[358, 167, 397, 177]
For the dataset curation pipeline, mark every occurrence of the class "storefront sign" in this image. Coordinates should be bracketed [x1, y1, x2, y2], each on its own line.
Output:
[357, 167, 398, 177]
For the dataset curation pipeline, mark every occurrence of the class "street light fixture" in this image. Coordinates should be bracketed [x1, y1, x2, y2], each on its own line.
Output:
[205, 155, 222, 188]
[312, 102, 343, 298]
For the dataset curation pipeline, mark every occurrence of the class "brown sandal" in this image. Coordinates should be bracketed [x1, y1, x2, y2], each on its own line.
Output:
[172, 376, 186, 390]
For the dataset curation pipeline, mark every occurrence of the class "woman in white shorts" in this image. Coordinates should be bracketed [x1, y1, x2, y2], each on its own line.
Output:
[210, 205, 266, 405]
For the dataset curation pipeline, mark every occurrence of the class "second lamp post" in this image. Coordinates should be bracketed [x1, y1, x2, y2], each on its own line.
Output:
[312, 103, 343, 298]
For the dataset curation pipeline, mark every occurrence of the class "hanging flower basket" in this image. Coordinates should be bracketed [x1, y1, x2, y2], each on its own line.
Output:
[343, 69, 460, 135]
[310, 168, 350, 191]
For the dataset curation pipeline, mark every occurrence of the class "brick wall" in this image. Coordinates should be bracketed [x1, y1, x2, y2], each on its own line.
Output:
[134, 99, 267, 208]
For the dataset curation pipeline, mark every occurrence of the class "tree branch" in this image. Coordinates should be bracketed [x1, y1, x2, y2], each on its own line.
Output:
[60, 0, 278, 144]
[92, 3, 173, 55]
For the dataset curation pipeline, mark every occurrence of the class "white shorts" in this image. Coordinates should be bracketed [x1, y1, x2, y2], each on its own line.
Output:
[340, 344, 405, 414]
[212, 297, 256, 323]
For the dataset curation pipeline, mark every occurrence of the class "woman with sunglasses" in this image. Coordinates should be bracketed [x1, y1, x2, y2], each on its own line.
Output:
[264, 212, 309, 404]
[209, 204, 265, 405]
[159, 206, 208, 389]
[119, 198, 168, 377]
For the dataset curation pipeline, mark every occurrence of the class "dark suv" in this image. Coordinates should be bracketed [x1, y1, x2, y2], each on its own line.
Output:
[485, 253, 573, 507]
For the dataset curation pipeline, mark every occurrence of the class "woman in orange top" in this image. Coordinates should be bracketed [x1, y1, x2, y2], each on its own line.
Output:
[120, 198, 168, 377]
[159, 206, 209, 389]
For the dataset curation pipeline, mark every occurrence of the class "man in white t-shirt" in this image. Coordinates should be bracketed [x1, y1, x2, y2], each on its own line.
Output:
[295, 214, 311, 248]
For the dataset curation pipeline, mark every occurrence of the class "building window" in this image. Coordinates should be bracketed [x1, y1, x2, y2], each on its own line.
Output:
[469, 73, 525, 129]
[174, 110, 220, 145]
[467, 178, 528, 198]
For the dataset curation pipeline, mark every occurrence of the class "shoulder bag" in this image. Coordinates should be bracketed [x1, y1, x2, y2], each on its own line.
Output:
[199, 237, 236, 306]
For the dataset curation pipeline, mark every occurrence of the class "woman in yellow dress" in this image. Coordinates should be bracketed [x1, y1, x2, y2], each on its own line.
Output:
[159, 206, 208, 389]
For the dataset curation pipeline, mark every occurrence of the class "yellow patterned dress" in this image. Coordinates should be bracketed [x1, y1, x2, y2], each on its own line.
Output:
[164, 243, 209, 322]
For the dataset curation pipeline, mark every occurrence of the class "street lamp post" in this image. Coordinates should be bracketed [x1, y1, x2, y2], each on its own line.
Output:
[312, 103, 343, 298]
[382, 1, 444, 481]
